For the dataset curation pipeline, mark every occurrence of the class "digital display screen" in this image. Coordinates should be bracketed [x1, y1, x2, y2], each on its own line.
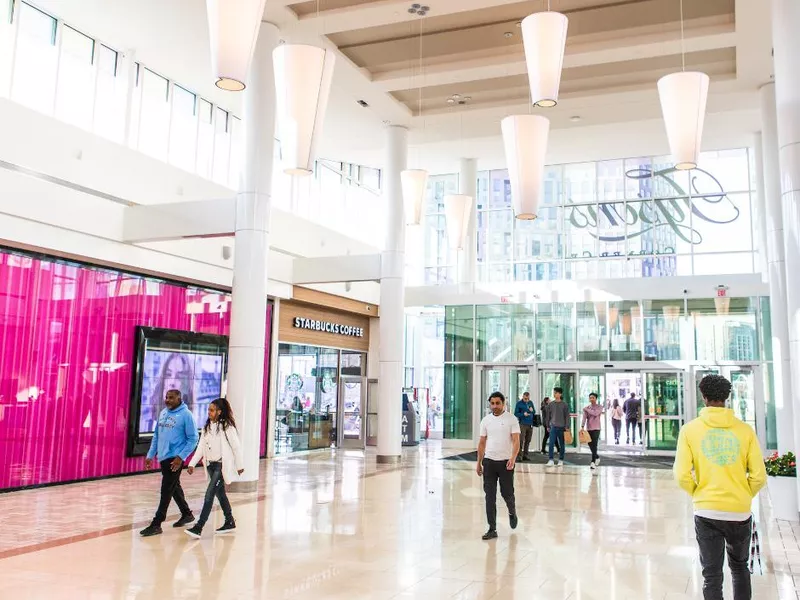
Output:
[138, 350, 224, 435]
[128, 327, 228, 456]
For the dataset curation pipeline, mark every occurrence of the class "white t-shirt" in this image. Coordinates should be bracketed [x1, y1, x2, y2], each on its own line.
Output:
[480, 410, 521, 461]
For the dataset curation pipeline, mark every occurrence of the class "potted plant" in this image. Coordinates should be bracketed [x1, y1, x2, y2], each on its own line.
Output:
[765, 451, 798, 521]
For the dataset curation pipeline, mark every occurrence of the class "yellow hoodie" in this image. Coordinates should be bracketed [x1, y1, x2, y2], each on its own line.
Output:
[673, 407, 767, 513]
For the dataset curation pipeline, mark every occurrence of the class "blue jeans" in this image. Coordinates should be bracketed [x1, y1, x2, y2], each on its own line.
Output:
[549, 426, 566, 460]
[196, 462, 233, 529]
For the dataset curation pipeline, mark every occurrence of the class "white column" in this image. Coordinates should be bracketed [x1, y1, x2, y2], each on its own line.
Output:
[377, 125, 407, 463]
[759, 82, 795, 455]
[772, 0, 800, 518]
[459, 158, 478, 286]
[227, 22, 278, 491]
[753, 133, 769, 281]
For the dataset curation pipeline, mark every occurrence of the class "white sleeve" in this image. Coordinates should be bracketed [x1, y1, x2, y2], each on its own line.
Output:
[227, 427, 245, 471]
[510, 416, 521, 434]
[479, 417, 488, 437]
[188, 430, 204, 468]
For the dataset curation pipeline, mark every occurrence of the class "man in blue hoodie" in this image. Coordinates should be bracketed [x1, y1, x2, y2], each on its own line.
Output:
[140, 389, 199, 537]
[514, 392, 536, 462]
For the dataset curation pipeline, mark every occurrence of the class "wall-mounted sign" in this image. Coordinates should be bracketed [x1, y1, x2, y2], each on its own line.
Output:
[293, 317, 365, 338]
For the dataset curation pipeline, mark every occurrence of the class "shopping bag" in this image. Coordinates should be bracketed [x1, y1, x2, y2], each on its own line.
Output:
[578, 429, 591, 445]
[564, 429, 574, 445]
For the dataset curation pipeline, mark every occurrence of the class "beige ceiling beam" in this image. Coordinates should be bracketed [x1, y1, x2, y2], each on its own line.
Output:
[731, 0, 772, 85]
[373, 28, 737, 92]
[284, 0, 628, 37]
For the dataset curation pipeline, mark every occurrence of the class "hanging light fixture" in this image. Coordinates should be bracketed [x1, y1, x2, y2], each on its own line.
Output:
[273, 44, 335, 175]
[402, 19, 429, 225]
[520, 7, 568, 107]
[402, 170, 429, 225]
[501, 114, 550, 220]
[444, 194, 472, 250]
[206, 0, 267, 91]
[657, 0, 709, 170]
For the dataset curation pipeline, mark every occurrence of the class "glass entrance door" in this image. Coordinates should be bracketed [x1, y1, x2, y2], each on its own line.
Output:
[540, 371, 578, 448]
[691, 366, 760, 435]
[643, 371, 684, 451]
[339, 377, 365, 448]
[479, 366, 531, 418]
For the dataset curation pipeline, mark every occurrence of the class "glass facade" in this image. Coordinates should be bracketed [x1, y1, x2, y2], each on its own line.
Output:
[441, 298, 776, 447]
[424, 149, 756, 283]
[274, 343, 366, 455]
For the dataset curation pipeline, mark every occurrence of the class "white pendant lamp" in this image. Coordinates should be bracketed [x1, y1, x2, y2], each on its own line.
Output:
[273, 44, 335, 175]
[520, 11, 569, 107]
[657, 71, 709, 170]
[206, 0, 267, 91]
[402, 169, 429, 225]
[501, 114, 550, 220]
[444, 194, 473, 250]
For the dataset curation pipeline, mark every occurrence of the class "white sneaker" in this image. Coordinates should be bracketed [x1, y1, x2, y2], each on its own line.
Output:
[590, 462, 596, 470]
[556, 460, 564, 468]
[595, 458, 600, 466]
[546, 460, 555, 467]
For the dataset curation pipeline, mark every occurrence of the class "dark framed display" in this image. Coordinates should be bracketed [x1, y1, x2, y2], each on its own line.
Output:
[127, 327, 229, 456]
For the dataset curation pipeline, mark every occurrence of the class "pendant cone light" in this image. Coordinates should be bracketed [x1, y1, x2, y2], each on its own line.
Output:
[657, 0, 709, 170]
[520, 9, 568, 108]
[444, 194, 472, 250]
[501, 114, 550, 220]
[273, 44, 335, 175]
[206, 0, 267, 91]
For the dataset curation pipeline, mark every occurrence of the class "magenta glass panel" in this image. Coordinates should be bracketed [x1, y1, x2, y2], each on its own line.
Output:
[0, 250, 272, 490]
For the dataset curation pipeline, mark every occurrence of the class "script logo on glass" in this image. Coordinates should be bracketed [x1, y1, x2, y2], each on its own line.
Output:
[293, 317, 365, 338]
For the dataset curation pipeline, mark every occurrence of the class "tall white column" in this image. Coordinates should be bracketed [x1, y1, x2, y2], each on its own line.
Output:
[772, 0, 800, 519]
[753, 133, 769, 281]
[227, 22, 278, 491]
[459, 158, 478, 286]
[759, 82, 795, 455]
[377, 125, 407, 463]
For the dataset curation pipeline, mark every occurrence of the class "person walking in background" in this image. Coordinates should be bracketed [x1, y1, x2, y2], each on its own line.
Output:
[581, 393, 604, 470]
[476, 392, 520, 541]
[514, 391, 536, 462]
[185, 398, 244, 538]
[140, 389, 199, 537]
[674, 374, 766, 600]
[540, 397, 560, 455]
[546, 387, 570, 468]
[611, 399, 624, 445]
[623, 392, 641, 445]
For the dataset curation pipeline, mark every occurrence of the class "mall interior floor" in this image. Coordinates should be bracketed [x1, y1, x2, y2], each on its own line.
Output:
[0, 442, 798, 600]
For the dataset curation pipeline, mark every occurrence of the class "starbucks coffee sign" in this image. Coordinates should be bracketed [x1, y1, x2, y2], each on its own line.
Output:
[293, 317, 365, 338]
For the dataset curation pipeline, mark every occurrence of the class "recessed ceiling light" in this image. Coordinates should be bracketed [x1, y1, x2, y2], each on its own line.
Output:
[452, 93, 461, 100]
[504, 32, 513, 38]
[516, 21, 522, 27]
[570, 115, 581, 122]
[447, 98, 455, 104]
[408, 3, 429, 15]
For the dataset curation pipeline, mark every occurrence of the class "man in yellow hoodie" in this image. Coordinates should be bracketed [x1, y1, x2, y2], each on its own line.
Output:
[674, 374, 767, 600]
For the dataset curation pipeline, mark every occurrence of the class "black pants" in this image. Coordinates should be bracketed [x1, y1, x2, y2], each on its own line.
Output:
[196, 462, 233, 529]
[626, 419, 638, 443]
[482, 458, 516, 531]
[588, 429, 601, 462]
[519, 424, 533, 458]
[542, 427, 562, 454]
[695, 516, 752, 600]
[153, 458, 192, 525]
[612, 419, 622, 441]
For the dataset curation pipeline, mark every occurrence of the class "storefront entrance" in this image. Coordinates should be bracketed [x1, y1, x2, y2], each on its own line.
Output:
[475, 362, 764, 456]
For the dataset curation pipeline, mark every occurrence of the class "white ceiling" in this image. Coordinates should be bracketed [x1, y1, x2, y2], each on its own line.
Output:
[32, 0, 773, 171]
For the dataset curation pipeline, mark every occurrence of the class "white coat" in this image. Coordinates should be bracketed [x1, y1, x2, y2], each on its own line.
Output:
[188, 423, 244, 485]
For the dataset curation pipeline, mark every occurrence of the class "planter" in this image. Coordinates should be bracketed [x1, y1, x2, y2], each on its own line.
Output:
[768, 476, 799, 521]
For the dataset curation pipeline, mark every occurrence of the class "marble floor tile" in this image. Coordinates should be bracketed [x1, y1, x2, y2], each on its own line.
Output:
[0, 442, 797, 599]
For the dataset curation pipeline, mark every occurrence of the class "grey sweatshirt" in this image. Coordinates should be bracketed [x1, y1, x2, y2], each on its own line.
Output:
[548, 400, 571, 428]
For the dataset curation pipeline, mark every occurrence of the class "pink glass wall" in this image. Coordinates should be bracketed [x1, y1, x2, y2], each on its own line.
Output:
[0, 250, 272, 491]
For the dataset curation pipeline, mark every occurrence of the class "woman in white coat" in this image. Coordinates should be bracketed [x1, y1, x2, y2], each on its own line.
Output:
[185, 398, 244, 538]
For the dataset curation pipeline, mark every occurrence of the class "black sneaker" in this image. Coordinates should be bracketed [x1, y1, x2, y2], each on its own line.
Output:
[173, 514, 195, 528]
[185, 525, 203, 539]
[216, 520, 236, 535]
[510, 514, 518, 530]
[139, 524, 163, 537]
[482, 529, 498, 541]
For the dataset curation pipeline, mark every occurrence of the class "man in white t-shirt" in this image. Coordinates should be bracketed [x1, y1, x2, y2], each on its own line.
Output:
[477, 391, 521, 541]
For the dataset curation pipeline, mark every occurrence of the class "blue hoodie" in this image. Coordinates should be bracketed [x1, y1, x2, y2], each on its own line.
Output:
[514, 399, 536, 426]
[146, 402, 199, 461]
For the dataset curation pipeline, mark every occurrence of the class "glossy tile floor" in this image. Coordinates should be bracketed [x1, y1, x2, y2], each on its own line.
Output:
[0, 442, 799, 599]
